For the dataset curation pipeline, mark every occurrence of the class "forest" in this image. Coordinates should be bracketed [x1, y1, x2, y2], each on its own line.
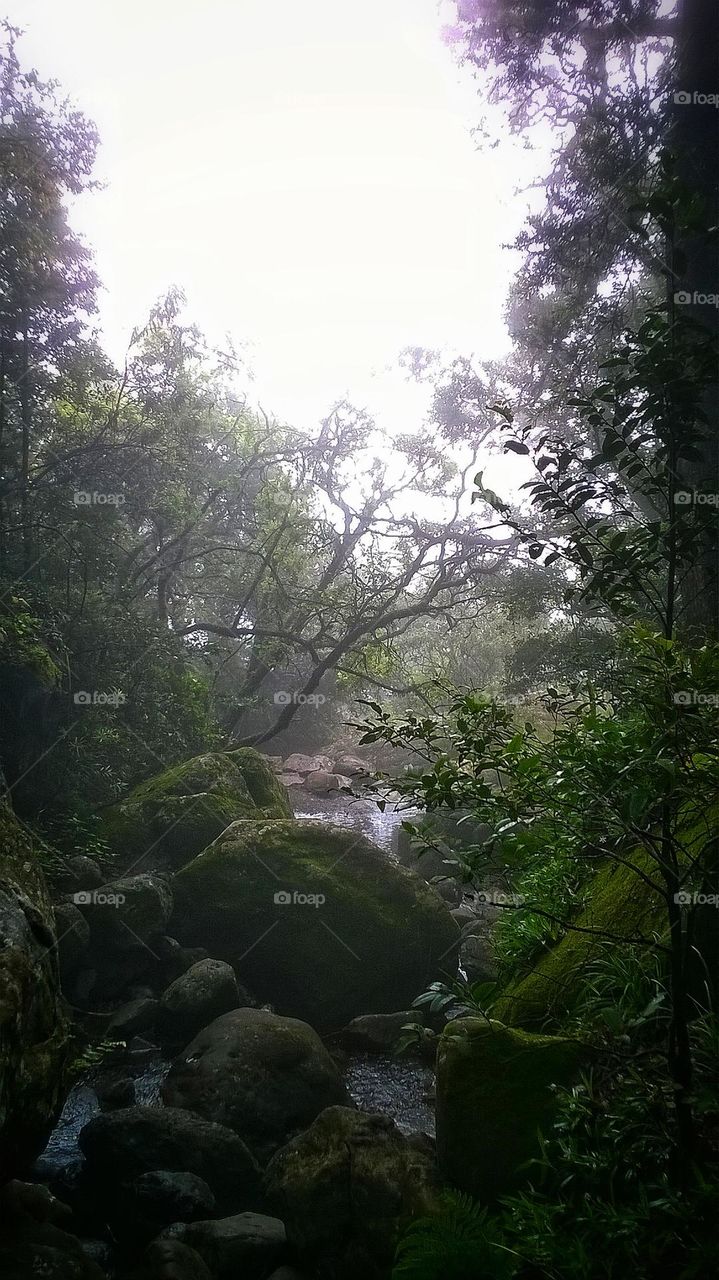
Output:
[0, 2, 717, 1278]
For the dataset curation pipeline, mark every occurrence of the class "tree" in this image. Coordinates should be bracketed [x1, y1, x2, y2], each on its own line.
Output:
[444, 0, 718, 631]
[0, 24, 100, 572]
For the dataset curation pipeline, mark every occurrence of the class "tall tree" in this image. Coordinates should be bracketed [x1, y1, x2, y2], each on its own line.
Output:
[0, 24, 99, 571]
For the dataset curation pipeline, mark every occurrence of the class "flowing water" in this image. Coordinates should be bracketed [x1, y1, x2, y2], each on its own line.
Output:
[38, 790, 435, 1180]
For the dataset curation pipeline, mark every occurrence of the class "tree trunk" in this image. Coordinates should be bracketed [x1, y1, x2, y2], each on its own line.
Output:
[19, 320, 31, 575]
[672, 0, 719, 638]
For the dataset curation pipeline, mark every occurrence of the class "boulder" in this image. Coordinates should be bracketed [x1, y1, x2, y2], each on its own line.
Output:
[0, 794, 69, 1179]
[72, 871, 173, 1001]
[78, 1105, 261, 1214]
[95, 1075, 136, 1110]
[276, 773, 303, 788]
[162, 1007, 348, 1161]
[131, 1239, 213, 1280]
[106, 996, 158, 1038]
[331, 755, 368, 777]
[158, 959, 240, 1043]
[100, 750, 292, 869]
[0, 1219, 106, 1280]
[282, 754, 332, 775]
[338, 1010, 423, 1053]
[51, 855, 104, 893]
[264, 1106, 437, 1279]
[133, 1169, 216, 1225]
[450, 905, 476, 927]
[160, 1213, 286, 1280]
[435, 1018, 587, 1201]
[171, 819, 459, 1027]
[76, 871, 173, 950]
[53, 899, 91, 985]
[303, 769, 350, 794]
[0, 1180, 101, 1279]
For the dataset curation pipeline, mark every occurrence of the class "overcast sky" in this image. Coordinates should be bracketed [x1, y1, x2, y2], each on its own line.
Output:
[5, 0, 536, 438]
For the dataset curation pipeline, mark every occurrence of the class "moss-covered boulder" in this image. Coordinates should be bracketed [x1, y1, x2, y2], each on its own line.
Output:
[493, 850, 665, 1029]
[162, 1007, 348, 1162]
[101, 750, 293, 869]
[264, 1107, 438, 1279]
[436, 1018, 587, 1202]
[170, 819, 460, 1028]
[0, 793, 69, 1180]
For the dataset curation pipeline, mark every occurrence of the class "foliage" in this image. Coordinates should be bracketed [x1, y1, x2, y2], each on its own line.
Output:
[392, 1191, 516, 1280]
[412, 976, 499, 1023]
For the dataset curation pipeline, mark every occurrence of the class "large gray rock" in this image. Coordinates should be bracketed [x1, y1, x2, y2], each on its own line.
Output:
[282, 754, 332, 775]
[162, 1008, 348, 1161]
[264, 1107, 438, 1279]
[161, 1213, 286, 1280]
[0, 796, 69, 1179]
[78, 1105, 261, 1214]
[171, 820, 459, 1028]
[303, 770, 350, 794]
[158, 959, 240, 1042]
[331, 755, 368, 777]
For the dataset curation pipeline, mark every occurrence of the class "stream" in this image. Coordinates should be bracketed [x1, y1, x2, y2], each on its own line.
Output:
[37, 790, 435, 1185]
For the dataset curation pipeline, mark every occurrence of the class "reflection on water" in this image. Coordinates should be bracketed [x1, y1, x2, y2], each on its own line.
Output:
[293, 789, 415, 855]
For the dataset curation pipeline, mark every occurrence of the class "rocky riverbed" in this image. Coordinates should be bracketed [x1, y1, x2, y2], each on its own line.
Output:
[2, 748, 505, 1280]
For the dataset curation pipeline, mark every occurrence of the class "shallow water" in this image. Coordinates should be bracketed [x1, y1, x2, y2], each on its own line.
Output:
[39, 791, 434, 1180]
[293, 787, 413, 855]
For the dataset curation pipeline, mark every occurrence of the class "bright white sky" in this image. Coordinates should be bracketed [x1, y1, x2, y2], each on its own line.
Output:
[5, 0, 537, 440]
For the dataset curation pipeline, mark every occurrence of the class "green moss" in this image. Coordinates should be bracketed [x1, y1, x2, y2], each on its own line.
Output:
[227, 748, 293, 817]
[100, 750, 292, 867]
[172, 819, 459, 1028]
[435, 1018, 587, 1202]
[494, 847, 666, 1029]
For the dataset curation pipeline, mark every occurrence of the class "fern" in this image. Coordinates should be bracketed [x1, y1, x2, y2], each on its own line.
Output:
[392, 1191, 517, 1280]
